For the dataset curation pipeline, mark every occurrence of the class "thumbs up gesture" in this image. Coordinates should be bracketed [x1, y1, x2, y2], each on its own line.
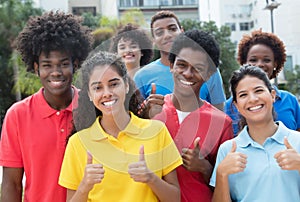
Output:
[181, 137, 206, 172]
[128, 145, 155, 183]
[78, 152, 105, 193]
[217, 140, 247, 176]
[139, 83, 164, 119]
[274, 136, 300, 171]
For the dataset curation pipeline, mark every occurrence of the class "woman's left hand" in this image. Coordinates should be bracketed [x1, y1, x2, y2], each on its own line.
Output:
[128, 145, 155, 183]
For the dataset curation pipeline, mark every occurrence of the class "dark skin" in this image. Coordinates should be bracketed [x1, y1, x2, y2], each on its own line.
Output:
[1, 167, 24, 202]
[181, 137, 213, 184]
[1, 51, 78, 201]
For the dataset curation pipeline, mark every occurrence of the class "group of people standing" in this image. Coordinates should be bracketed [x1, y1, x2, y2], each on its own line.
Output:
[0, 9, 299, 202]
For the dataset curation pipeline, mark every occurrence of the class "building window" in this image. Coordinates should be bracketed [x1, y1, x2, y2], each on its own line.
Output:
[120, 0, 141, 7]
[239, 22, 251, 31]
[285, 55, 293, 71]
[225, 22, 236, 31]
[120, 0, 196, 7]
[72, 7, 96, 16]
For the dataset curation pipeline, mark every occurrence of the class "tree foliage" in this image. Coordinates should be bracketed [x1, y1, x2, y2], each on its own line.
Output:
[180, 19, 239, 98]
[284, 65, 300, 98]
[0, 0, 43, 127]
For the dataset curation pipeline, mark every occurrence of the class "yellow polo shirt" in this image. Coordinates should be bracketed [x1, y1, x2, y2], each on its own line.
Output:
[59, 113, 182, 202]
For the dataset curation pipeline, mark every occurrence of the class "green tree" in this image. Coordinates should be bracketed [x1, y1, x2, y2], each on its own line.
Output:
[92, 9, 147, 50]
[0, 0, 43, 127]
[180, 19, 239, 98]
[285, 65, 300, 98]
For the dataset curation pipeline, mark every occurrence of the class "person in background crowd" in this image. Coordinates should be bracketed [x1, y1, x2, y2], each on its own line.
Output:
[110, 23, 153, 79]
[134, 10, 226, 111]
[225, 29, 300, 136]
[153, 29, 233, 202]
[0, 11, 93, 201]
[59, 51, 182, 202]
[211, 65, 300, 202]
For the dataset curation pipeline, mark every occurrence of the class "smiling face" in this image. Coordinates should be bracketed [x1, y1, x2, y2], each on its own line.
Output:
[246, 44, 276, 79]
[234, 75, 276, 125]
[35, 50, 75, 99]
[171, 48, 208, 98]
[88, 65, 129, 117]
[117, 37, 142, 69]
[152, 17, 182, 53]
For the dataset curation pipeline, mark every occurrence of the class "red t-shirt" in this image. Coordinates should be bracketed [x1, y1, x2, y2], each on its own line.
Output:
[154, 94, 233, 202]
[0, 87, 78, 202]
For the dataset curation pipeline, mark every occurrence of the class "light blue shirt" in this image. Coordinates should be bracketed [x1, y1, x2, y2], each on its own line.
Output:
[210, 121, 300, 202]
[134, 59, 226, 104]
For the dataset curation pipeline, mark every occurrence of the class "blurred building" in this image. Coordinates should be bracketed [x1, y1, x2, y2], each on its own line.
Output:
[34, 0, 300, 79]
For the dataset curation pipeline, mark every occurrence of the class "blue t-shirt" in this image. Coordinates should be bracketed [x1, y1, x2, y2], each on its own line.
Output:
[224, 85, 300, 136]
[134, 59, 226, 104]
[210, 121, 300, 202]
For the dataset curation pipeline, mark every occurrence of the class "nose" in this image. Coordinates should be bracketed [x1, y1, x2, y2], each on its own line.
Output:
[102, 86, 113, 98]
[51, 65, 63, 76]
[249, 92, 259, 102]
[182, 66, 194, 79]
[255, 59, 264, 68]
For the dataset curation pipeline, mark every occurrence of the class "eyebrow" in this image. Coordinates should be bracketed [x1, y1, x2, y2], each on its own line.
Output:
[40, 57, 70, 63]
[153, 24, 178, 32]
[176, 58, 206, 67]
[90, 78, 120, 87]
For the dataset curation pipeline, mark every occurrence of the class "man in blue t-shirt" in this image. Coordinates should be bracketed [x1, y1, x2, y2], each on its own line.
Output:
[134, 10, 225, 111]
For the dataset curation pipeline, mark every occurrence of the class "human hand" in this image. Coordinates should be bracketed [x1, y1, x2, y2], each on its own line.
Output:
[79, 152, 105, 193]
[182, 137, 208, 172]
[274, 136, 300, 172]
[217, 141, 247, 176]
[128, 145, 155, 183]
[139, 83, 164, 118]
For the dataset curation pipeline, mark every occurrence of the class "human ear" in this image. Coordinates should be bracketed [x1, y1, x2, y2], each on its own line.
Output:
[271, 89, 276, 102]
[170, 63, 174, 73]
[34, 62, 39, 76]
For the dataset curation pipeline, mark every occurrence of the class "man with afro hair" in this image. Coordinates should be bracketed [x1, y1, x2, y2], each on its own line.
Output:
[0, 11, 93, 201]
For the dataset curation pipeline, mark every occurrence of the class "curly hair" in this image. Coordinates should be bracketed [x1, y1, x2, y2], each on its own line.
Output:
[150, 10, 181, 37]
[73, 51, 144, 132]
[16, 11, 93, 72]
[110, 23, 153, 66]
[169, 29, 220, 68]
[237, 29, 286, 79]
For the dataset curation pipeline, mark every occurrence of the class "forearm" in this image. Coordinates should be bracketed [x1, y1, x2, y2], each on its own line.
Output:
[147, 175, 180, 202]
[1, 181, 23, 202]
[212, 171, 231, 202]
[198, 159, 213, 184]
[67, 187, 89, 202]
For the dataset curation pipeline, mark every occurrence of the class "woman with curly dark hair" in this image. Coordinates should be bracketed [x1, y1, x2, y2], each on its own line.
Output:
[224, 29, 300, 136]
[110, 23, 153, 78]
[59, 51, 182, 202]
[0, 11, 93, 202]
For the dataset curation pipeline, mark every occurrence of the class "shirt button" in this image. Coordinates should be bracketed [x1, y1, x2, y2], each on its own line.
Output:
[61, 128, 65, 133]
[56, 111, 60, 116]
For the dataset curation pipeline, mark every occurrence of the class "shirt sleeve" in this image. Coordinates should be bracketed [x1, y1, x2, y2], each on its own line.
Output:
[205, 69, 226, 105]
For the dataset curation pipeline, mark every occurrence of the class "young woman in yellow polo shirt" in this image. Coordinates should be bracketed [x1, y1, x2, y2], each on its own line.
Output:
[59, 51, 182, 202]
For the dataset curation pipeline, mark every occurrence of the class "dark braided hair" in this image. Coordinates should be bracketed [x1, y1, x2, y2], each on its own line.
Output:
[15, 11, 93, 72]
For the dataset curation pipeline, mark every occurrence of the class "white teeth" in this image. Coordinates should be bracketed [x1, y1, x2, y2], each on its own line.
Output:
[180, 80, 194, 86]
[103, 100, 116, 106]
[249, 105, 262, 111]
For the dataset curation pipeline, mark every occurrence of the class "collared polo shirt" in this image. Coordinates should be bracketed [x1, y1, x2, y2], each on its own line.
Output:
[0, 87, 78, 202]
[59, 113, 182, 201]
[153, 94, 233, 202]
[210, 122, 300, 201]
